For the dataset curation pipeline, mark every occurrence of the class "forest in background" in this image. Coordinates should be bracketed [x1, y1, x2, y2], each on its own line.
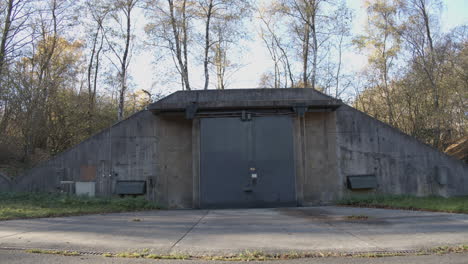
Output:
[0, 0, 466, 176]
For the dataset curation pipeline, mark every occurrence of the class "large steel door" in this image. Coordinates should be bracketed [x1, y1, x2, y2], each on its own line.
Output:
[200, 115, 296, 208]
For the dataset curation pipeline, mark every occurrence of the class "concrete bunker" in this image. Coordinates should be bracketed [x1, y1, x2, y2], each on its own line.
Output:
[8, 88, 468, 208]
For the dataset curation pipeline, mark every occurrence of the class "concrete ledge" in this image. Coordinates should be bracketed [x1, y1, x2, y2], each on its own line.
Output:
[149, 88, 342, 113]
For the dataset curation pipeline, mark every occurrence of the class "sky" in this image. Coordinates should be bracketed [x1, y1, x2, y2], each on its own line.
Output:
[129, 0, 468, 97]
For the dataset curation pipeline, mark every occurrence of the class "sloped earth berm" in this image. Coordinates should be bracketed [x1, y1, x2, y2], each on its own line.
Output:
[0, 206, 467, 257]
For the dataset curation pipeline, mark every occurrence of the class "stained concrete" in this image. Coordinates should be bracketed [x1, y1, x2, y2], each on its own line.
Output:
[302, 112, 341, 204]
[0, 207, 467, 255]
[156, 115, 193, 208]
[13, 110, 160, 196]
[11, 111, 194, 208]
[336, 105, 468, 197]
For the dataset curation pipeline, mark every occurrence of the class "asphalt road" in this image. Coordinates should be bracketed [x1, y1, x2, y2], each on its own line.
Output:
[1, 249, 468, 264]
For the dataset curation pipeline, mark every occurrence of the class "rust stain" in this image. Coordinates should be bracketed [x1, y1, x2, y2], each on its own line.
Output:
[80, 165, 96, 181]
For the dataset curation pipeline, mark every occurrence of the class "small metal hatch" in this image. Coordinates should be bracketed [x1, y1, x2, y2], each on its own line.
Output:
[115, 181, 146, 195]
[347, 175, 377, 190]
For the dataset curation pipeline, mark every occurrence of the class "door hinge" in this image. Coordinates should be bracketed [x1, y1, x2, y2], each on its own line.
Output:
[241, 110, 252, 121]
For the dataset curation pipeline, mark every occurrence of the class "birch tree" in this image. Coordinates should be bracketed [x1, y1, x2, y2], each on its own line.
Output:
[145, 0, 193, 91]
[258, 2, 294, 88]
[104, 0, 140, 121]
[85, 0, 108, 132]
[354, 0, 404, 126]
[196, 0, 250, 90]
[259, 0, 351, 91]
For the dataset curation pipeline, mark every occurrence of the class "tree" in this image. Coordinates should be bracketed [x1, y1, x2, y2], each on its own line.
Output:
[354, 0, 404, 126]
[355, 25, 467, 151]
[400, 0, 444, 147]
[258, 0, 352, 92]
[196, 0, 250, 90]
[103, 0, 140, 121]
[328, 1, 352, 98]
[258, 2, 294, 88]
[8, 35, 85, 158]
[0, 0, 32, 78]
[145, 0, 193, 91]
[0, 0, 33, 137]
[84, 0, 109, 133]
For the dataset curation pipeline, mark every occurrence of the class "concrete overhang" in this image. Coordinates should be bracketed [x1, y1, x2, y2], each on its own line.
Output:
[148, 88, 342, 115]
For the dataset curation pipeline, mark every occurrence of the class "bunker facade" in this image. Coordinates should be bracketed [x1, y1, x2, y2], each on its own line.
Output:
[8, 89, 468, 208]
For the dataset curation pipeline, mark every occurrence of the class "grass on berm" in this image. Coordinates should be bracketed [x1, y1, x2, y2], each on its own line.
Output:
[337, 194, 468, 214]
[0, 192, 160, 221]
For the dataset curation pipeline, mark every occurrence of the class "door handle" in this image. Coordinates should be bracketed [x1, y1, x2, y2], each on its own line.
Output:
[251, 173, 258, 185]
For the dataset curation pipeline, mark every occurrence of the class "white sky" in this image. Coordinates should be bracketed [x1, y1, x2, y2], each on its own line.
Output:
[129, 0, 468, 96]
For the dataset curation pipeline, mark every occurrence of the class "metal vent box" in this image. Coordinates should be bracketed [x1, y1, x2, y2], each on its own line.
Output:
[115, 181, 146, 195]
[75, 182, 96, 197]
[347, 175, 377, 190]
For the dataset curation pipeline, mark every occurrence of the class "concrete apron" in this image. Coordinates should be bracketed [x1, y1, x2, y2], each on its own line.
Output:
[0, 206, 467, 256]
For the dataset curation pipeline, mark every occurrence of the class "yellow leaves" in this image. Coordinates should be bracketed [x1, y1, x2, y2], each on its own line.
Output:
[356, 0, 404, 67]
[33, 36, 83, 65]
[125, 89, 152, 112]
[352, 36, 368, 50]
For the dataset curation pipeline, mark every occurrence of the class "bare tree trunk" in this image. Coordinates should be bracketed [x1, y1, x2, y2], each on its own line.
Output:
[215, 45, 226, 89]
[168, 0, 190, 90]
[182, 0, 189, 90]
[310, 4, 317, 90]
[335, 33, 343, 98]
[302, 24, 309, 88]
[0, 0, 14, 79]
[117, 3, 132, 121]
[381, 31, 395, 126]
[417, 0, 440, 148]
[92, 32, 104, 115]
[203, 0, 213, 90]
[0, 0, 15, 137]
[87, 25, 100, 131]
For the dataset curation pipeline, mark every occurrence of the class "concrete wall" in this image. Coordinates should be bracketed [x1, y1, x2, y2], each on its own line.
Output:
[302, 112, 341, 204]
[11, 111, 194, 208]
[156, 115, 193, 208]
[335, 105, 468, 197]
[0, 173, 11, 192]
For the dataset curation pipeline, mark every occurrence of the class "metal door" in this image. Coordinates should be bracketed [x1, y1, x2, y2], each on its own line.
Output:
[200, 115, 296, 208]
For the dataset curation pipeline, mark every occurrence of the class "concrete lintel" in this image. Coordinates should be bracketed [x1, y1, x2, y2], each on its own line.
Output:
[150, 100, 341, 114]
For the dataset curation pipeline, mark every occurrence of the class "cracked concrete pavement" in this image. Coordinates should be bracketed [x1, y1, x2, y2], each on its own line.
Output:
[0, 206, 467, 255]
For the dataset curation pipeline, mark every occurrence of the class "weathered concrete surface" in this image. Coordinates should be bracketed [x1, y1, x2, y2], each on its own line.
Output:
[301, 112, 341, 204]
[13, 110, 159, 195]
[0, 173, 11, 192]
[1, 207, 467, 255]
[10, 111, 194, 208]
[156, 115, 193, 208]
[335, 105, 468, 197]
